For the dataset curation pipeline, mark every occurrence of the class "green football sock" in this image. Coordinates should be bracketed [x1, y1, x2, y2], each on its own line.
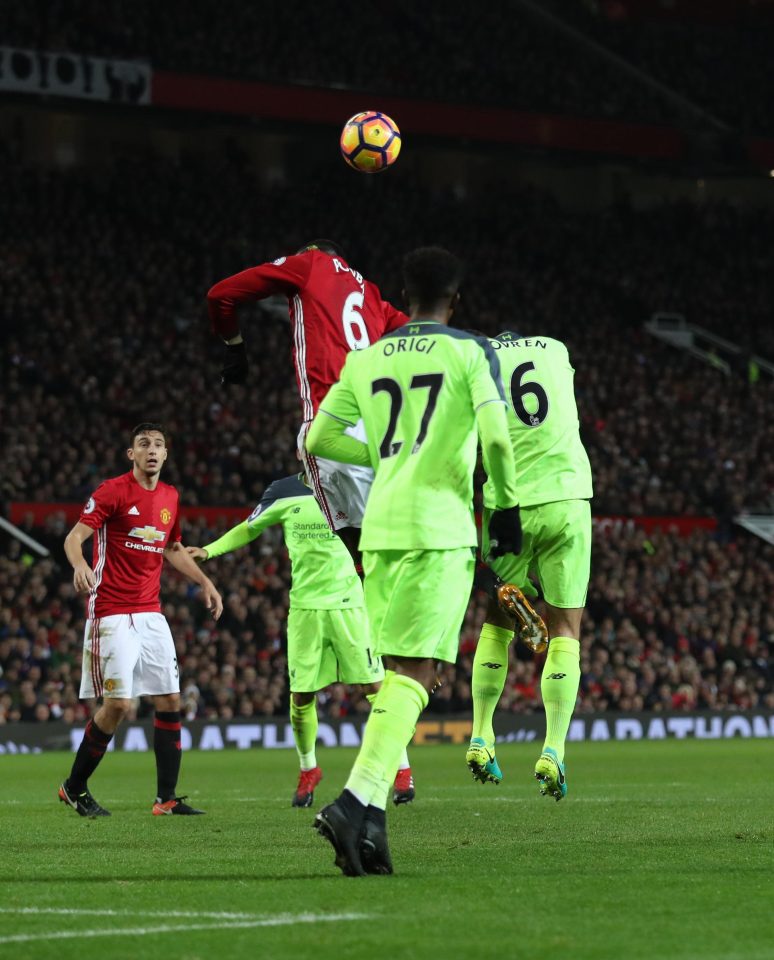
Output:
[346, 672, 428, 809]
[471, 623, 513, 748]
[290, 697, 318, 771]
[540, 636, 581, 764]
[367, 691, 409, 771]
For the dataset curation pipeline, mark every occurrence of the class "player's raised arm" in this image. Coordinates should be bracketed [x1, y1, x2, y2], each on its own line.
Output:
[164, 542, 223, 619]
[64, 522, 97, 593]
[186, 489, 289, 562]
[207, 254, 313, 384]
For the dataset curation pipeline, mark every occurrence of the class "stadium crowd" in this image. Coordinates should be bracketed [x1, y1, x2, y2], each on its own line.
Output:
[2, 153, 772, 517]
[3, 0, 773, 133]
[1, 518, 772, 724]
[1, 143, 772, 724]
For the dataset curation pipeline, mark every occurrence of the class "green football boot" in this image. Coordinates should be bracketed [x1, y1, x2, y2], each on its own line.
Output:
[534, 747, 567, 801]
[466, 737, 503, 785]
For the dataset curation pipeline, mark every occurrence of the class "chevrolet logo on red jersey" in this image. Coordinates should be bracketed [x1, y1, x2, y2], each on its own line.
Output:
[128, 526, 166, 544]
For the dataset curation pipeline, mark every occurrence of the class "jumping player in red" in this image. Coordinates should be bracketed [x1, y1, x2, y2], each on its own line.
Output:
[207, 240, 408, 557]
[58, 423, 223, 818]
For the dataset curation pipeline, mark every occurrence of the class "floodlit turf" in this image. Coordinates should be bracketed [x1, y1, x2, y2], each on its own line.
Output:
[1, 740, 772, 960]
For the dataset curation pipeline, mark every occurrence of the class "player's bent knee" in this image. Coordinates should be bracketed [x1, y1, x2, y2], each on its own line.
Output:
[391, 656, 436, 693]
[545, 604, 584, 641]
[97, 698, 133, 726]
[486, 596, 514, 630]
[153, 693, 181, 712]
[292, 691, 316, 707]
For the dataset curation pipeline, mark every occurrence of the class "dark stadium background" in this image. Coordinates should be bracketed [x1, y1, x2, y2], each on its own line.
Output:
[1, 0, 772, 749]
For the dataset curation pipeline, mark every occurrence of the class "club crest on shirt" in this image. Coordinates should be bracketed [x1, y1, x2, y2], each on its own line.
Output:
[160, 507, 171, 525]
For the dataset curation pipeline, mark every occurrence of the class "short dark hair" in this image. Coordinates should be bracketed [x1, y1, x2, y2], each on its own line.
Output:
[297, 239, 346, 258]
[402, 247, 463, 310]
[131, 422, 166, 445]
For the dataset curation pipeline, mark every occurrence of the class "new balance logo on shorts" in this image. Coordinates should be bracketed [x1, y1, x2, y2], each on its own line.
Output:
[482, 662, 502, 669]
[547, 672, 566, 680]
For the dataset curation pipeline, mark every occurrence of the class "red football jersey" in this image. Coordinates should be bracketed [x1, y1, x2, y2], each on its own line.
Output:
[207, 250, 408, 419]
[78, 471, 182, 618]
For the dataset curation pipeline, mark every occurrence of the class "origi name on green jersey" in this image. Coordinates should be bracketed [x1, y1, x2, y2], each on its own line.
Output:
[319, 322, 507, 551]
[482, 333, 593, 509]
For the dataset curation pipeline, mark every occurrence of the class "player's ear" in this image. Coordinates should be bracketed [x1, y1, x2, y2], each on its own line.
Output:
[127, 447, 135, 462]
[449, 291, 461, 315]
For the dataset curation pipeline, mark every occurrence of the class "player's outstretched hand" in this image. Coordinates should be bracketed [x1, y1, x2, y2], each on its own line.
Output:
[221, 341, 248, 385]
[73, 561, 96, 594]
[185, 545, 209, 563]
[200, 580, 223, 620]
[487, 505, 523, 558]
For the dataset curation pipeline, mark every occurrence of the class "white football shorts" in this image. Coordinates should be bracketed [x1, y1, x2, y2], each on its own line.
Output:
[79, 612, 180, 700]
[298, 420, 374, 531]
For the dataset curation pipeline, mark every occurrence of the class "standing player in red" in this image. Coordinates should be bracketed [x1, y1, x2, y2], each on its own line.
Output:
[207, 239, 408, 559]
[58, 423, 223, 818]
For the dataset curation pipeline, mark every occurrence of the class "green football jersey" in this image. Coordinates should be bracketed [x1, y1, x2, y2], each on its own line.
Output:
[319, 321, 507, 550]
[206, 475, 363, 610]
[482, 333, 593, 509]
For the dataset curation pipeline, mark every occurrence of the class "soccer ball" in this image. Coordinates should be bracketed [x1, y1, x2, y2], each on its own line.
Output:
[340, 111, 401, 173]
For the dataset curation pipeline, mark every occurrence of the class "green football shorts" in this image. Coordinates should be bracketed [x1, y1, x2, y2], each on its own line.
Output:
[482, 499, 591, 609]
[362, 547, 476, 664]
[286, 606, 384, 692]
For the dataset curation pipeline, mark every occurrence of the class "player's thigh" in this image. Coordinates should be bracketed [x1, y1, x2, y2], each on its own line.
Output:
[315, 458, 374, 530]
[287, 607, 336, 693]
[532, 500, 592, 609]
[327, 606, 384, 685]
[79, 614, 140, 700]
[132, 613, 180, 696]
[481, 505, 535, 590]
[302, 419, 373, 530]
[363, 548, 475, 664]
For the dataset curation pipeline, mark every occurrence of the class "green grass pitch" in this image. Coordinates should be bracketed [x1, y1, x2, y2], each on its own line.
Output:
[1, 740, 772, 960]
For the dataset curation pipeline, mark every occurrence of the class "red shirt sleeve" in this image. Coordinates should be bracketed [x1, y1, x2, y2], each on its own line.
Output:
[207, 254, 314, 339]
[170, 497, 182, 545]
[382, 299, 410, 333]
[79, 481, 117, 530]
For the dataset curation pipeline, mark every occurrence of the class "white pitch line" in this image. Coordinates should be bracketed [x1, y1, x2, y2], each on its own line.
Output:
[0, 907, 258, 920]
[0, 913, 370, 946]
